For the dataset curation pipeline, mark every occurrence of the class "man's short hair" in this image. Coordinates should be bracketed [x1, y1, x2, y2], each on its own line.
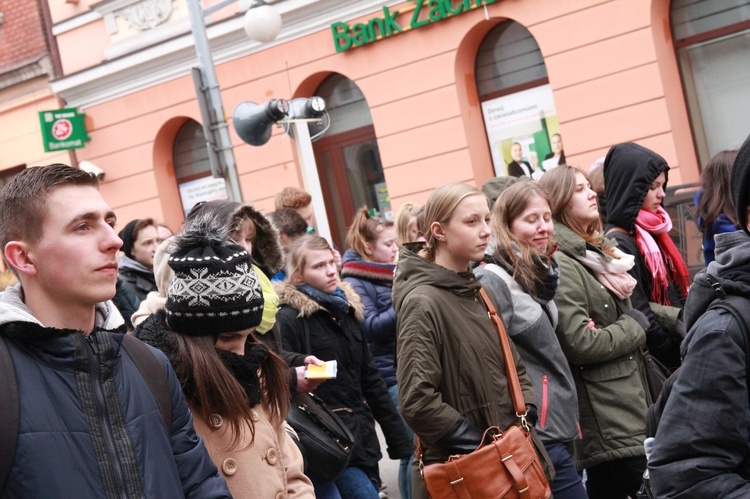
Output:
[268, 208, 308, 238]
[274, 186, 312, 210]
[0, 164, 98, 267]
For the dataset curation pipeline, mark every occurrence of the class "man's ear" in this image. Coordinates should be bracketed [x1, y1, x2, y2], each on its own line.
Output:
[431, 222, 446, 242]
[4, 241, 37, 277]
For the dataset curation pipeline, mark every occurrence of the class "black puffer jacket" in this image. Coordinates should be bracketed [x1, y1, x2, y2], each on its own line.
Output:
[603, 142, 682, 368]
[650, 231, 750, 497]
[274, 281, 413, 484]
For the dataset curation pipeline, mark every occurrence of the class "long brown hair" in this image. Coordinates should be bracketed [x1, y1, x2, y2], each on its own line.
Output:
[697, 150, 739, 237]
[172, 332, 289, 450]
[491, 182, 555, 293]
[346, 206, 394, 261]
[538, 166, 612, 254]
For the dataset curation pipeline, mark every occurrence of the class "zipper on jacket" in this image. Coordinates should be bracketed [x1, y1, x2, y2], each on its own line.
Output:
[86, 335, 128, 499]
[540, 375, 548, 429]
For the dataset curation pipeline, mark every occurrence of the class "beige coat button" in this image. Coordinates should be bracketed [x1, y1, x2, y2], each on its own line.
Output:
[209, 414, 223, 428]
[275, 493, 285, 499]
[266, 448, 279, 465]
[222, 458, 237, 476]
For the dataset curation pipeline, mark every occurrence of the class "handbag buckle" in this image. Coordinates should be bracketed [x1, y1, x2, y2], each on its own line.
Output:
[516, 412, 530, 431]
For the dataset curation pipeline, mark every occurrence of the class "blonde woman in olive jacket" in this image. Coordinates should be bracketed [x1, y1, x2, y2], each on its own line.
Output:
[539, 167, 651, 499]
[393, 183, 553, 499]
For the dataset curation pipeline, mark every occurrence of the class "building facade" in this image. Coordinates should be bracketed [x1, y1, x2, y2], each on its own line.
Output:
[20, 0, 750, 249]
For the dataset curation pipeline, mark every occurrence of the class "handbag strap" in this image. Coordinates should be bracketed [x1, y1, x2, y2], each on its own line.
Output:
[478, 288, 528, 422]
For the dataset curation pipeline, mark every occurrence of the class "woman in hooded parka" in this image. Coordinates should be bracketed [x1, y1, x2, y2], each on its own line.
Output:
[603, 143, 690, 369]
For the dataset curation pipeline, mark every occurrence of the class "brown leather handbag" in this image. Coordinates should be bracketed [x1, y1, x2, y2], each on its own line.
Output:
[418, 288, 551, 499]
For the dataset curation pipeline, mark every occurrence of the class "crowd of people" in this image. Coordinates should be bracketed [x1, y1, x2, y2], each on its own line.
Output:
[1, 133, 749, 498]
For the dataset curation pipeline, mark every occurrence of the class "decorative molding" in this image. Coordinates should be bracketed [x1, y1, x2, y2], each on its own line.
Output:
[116, 0, 174, 31]
[52, 10, 102, 35]
[51, 0, 403, 108]
[0, 56, 54, 91]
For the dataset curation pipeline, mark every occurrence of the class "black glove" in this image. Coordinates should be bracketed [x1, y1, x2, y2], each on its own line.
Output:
[525, 404, 538, 427]
[433, 417, 484, 455]
[624, 308, 650, 331]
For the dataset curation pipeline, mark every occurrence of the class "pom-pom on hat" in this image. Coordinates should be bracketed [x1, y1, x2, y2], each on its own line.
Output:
[732, 132, 750, 235]
[166, 213, 263, 335]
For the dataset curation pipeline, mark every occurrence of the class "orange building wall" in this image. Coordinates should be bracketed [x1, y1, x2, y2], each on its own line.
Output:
[74, 0, 698, 225]
[0, 92, 70, 170]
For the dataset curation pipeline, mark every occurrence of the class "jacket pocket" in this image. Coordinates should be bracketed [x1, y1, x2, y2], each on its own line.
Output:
[580, 355, 647, 440]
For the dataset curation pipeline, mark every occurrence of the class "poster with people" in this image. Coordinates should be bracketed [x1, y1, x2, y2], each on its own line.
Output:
[481, 84, 563, 178]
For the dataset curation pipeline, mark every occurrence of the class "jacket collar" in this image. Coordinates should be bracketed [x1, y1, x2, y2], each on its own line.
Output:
[274, 280, 364, 321]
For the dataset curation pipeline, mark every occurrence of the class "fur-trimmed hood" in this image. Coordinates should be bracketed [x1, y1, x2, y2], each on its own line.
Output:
[273, 280, 364, 321]
[186, 200, 284, 277]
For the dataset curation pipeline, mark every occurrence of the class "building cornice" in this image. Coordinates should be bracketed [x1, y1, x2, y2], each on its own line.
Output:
[51, 0, 400, 109]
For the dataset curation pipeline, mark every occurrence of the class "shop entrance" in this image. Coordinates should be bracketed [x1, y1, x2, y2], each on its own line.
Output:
[313, 74, 388, 250]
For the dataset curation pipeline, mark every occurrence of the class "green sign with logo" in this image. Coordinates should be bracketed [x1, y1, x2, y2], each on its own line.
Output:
[39, 108, 90, 152]
[332, 0, 499, 52]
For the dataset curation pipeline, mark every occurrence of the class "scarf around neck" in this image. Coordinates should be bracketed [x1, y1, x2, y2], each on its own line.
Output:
[297, 283, 350, 318]
[340, 258, 395, 287]
[635, 207, 691, 304]
[216, 343, 268, 408]
[575, 246, 637, 300]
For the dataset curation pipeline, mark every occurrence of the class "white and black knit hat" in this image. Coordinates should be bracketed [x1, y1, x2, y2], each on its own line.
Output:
[165, 214, 264, 334]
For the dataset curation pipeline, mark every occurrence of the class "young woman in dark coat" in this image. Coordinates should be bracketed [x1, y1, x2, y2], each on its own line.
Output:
[275, 235, 413, 499]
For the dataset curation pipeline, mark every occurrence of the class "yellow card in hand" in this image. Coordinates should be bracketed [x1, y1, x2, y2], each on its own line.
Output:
[305, 361, 337, 379]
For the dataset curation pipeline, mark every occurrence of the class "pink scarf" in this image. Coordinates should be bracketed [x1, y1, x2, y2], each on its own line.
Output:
[634, 207, 690, 305]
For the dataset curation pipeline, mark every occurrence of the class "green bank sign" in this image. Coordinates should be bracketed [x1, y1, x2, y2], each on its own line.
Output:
[332, 0, 499, 52]
[39, 108, 90, 152]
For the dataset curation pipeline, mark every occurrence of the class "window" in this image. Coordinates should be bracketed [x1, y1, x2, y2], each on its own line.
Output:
[475, 21, 561, 177]
[173, 119, 227, 215]
[313, 74, 389, 250]
[672, 0, 750, 165]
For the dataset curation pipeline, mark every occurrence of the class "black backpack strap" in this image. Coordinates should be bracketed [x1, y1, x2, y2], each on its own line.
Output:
[0, 337, 19, 495]
[708, 294, 750, 390]
[121, 334, 172, 434]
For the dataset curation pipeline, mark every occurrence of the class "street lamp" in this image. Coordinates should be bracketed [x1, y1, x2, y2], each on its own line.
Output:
[186, 0, 282, 202]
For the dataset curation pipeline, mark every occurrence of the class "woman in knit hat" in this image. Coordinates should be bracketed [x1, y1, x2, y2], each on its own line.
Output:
[186, 200, 325, 395]
[134, 214, 314, 499]
[275, 235, 413, 499]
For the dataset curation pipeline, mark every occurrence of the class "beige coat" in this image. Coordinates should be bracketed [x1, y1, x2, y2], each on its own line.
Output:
[192, 404, 314, 499]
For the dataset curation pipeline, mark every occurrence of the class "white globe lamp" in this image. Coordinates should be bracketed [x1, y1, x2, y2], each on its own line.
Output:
[243, 1, 282, 43]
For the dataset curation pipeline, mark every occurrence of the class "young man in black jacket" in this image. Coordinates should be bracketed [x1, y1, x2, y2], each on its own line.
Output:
[649, 133, 750, 497]
[0, 164, 229, 498]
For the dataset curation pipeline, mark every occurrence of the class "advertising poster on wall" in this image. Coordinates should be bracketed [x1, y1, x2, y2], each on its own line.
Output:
[481, 84, 562, 178]
[178, 176, 229, 216]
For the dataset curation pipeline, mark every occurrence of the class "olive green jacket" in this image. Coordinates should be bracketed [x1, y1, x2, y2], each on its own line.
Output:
[553, 223, 650, 469]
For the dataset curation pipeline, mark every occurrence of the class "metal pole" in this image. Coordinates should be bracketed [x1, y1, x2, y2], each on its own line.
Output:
[290, 120, 333, 244]
[186, 0, 243, 202]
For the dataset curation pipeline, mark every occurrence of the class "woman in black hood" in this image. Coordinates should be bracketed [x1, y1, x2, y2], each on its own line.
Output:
[603, 142, 689, 369]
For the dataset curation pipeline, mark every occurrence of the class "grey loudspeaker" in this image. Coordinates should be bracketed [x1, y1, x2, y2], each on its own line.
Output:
[233, 99, 289, 146]
[287, 96, 330, 142]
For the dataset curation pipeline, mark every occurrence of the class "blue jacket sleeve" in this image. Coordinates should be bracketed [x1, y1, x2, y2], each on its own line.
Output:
[344, 277, 397, 344]
[162, 356, 232, 498]
[649, 310, 750, 498]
